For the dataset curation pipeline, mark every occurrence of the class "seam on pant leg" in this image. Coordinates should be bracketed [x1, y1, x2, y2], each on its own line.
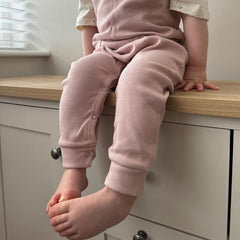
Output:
[87, 89, 110, 142]
[87, 91, 101, 142]
[85, 52, 124, 146]
[86, 57, 124, 144]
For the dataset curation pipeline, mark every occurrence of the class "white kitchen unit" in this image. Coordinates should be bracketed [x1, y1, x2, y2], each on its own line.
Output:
[0, 76, 240, 240]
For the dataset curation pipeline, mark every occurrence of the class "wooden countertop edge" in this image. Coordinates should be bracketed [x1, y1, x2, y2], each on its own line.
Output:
[0, 76, 240, 118]
[105, 92, 240, 118]
[166, 97, 240, 118]
[0, 86, 62, 101]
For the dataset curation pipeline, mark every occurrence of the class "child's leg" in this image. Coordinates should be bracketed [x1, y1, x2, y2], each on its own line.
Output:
[47, 42, 187, 240]
[106, 44, 187, 196]
[46, 50, 125, 212]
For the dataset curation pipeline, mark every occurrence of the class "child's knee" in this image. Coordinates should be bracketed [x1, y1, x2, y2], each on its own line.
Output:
[62, 56, 99, 90]
[69, 56, 95, 79]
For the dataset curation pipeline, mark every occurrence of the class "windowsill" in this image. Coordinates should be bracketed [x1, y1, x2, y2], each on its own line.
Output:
[0, 49, 51, 57]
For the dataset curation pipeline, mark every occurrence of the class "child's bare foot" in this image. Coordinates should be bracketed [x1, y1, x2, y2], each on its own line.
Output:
[46, 168, 88, 213]
[48, 186, 136, 240]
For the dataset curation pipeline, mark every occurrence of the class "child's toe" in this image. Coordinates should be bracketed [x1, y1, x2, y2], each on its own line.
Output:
[54, 221, 72, 233]
[49, 202, 69, 218]
[59, 228, 76, 238]
[46, 193, 61, 213]
[51, 213, 69, 227]
[49, 193, 61, 206]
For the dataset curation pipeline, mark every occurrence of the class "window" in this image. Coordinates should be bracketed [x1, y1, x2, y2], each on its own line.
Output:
[0, 0, 26, 50]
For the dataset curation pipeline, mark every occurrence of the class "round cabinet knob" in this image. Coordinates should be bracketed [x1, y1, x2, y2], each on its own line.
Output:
[51, 147, 62, 160]
[133, 230, 148, 240]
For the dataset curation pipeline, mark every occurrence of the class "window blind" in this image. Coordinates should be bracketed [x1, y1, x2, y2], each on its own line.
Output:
[0, 0, 26, 50]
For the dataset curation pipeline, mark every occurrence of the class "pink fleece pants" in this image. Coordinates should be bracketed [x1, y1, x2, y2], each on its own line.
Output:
[59, 36, 188, 196]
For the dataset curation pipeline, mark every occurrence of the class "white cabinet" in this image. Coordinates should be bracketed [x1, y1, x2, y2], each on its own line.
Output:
[0, 102, 63, 240]
[0, 98, 238, 240]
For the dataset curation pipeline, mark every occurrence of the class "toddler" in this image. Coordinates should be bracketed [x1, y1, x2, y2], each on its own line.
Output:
[46, 0, 219, 239]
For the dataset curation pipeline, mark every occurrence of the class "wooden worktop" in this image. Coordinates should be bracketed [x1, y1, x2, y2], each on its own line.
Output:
[0, 75, 240, 118]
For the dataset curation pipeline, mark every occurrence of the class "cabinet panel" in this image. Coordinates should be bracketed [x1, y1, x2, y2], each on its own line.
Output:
[230, 130, 240, 240]
[105, 215, 202, 240]
[0, 103, 63, 240]
[84, 115, 230, 240]
[0, 137, 6, 240]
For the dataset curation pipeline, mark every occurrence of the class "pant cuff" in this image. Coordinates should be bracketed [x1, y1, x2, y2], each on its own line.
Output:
[61, 147, 96, 168]
[104, 161, 147, 196]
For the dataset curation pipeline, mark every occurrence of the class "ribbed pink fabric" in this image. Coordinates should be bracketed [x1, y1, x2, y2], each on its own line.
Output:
[59, 0, 188, 196]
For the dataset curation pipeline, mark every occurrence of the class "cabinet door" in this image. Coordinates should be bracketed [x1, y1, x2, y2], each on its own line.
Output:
[0, 103, 63, 240]
[132, 122, 230, 240]
[230, 130, 240, 240]
[84, 115, 230, 240]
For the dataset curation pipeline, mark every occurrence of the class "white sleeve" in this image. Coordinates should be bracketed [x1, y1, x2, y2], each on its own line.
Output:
[169, 0, 209, 21]
[75, 0, 97, 31]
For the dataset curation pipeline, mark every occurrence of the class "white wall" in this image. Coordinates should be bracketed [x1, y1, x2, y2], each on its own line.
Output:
[24, 0, 83, 74]
[1, 0, 240, 81]
[208, 0, 240, 81]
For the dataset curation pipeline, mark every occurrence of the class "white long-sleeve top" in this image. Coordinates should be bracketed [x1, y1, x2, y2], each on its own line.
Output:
[76, 0, 209, 31]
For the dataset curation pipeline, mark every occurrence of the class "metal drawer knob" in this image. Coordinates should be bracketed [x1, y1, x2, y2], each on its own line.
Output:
[133, 230, 147, 240]
[51, 147, 61, 160]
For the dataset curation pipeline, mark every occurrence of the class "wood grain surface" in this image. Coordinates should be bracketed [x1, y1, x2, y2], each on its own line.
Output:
[0, 75, 240, 118]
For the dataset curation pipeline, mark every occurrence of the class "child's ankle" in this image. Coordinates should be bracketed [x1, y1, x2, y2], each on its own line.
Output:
[60, 167, 88, 192]
[103, 186, 137, 205]
[64, 168, 87, 180]
[65, 167, 86, 174]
